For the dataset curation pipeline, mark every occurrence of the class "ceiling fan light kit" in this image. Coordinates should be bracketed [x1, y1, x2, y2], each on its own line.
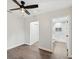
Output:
[9, 0, 38, 15]
[21, 8, 25, 13]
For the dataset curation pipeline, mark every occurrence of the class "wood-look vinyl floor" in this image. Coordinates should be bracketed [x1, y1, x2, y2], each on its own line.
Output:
[7, 42, 72, 59]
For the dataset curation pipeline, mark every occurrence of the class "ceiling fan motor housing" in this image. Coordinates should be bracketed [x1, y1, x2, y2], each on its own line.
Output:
[21, 1, 25, 5]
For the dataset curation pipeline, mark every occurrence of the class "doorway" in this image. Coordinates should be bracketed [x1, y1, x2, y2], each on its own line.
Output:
[30, 21, 39, 45]
[51, 16, 71, 56]
[52, 17, 70, 43]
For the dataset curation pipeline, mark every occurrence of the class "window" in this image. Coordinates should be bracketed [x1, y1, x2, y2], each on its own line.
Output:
[55, 27, 62, 32]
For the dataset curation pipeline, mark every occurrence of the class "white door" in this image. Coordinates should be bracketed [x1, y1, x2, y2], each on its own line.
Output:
[30, 21, 39, 45]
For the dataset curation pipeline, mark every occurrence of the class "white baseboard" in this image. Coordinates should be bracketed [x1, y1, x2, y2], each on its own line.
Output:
[24, 42, 31, 45]
[30, 41, 39, 45]
[24, 41, 39, 46]
[7, 42, 24, 50]
[68, 55, 72, 59]
[39, 46, 53, 53]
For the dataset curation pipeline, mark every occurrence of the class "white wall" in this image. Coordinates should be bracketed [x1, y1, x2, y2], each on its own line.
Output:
[38, 13, 51, 51]
[24, 20, 30, 45]
[37, 7, 72, 52]
[30, 21, 39, 45]
[7, 13, 25, 50]
[24, 16, 39, 45]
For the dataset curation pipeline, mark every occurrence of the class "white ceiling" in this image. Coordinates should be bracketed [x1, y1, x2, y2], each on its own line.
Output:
[7, 0, 72, 17]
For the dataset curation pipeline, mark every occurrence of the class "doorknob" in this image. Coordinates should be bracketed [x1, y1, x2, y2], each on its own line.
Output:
[66, 35, 69, 37]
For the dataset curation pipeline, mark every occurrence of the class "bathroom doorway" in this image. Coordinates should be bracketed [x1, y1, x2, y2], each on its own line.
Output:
[52, 16, 70, 43]
[51, 16, 71, 57]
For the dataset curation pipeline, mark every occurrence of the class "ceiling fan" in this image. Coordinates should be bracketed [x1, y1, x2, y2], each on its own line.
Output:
[9, 0, 38, 15]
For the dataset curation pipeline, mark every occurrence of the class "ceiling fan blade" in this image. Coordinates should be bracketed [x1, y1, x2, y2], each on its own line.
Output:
[24, 9, 30, 15]
[24, 4, 38, 9]
[12, 0, 21, 6]
[9, 8, 21, 11]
